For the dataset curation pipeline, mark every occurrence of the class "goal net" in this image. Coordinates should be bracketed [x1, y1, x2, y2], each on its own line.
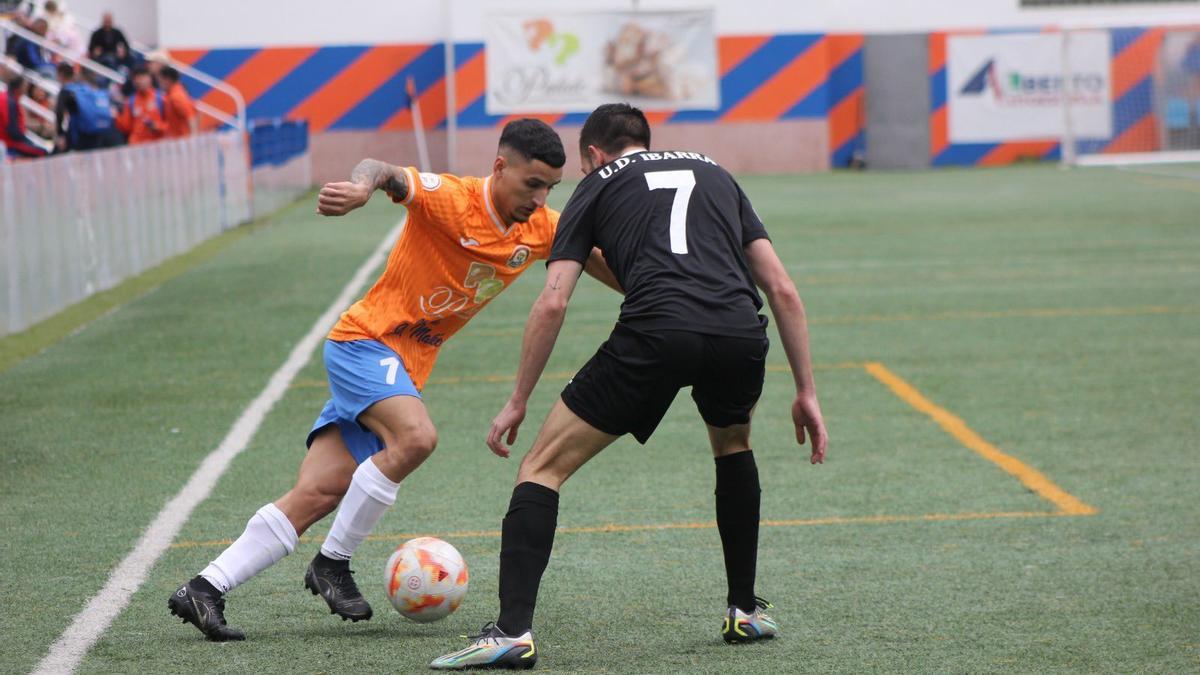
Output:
[1062, 26, 1200, 170]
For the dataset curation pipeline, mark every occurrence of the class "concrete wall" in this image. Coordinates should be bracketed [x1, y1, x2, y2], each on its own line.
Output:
[66, 0, 156, 46]
[165, 28, 863, 177]
[152, 1, 1200, 176]
[310, 120, 828, 185]
[864, 34, 931, 170]
[160, 0, 1200, 47]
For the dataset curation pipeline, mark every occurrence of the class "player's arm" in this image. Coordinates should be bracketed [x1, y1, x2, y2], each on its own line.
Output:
[316, 158, 409, 216]
[486, 259, 585, 457]
[744, 238, 827, 464]
[583, 247, 623, 294]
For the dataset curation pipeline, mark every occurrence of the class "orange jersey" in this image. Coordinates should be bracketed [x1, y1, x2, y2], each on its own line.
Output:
[163, 82, 196, 138]
[329, 168, 558, 389]
[116, 89, 166, 144]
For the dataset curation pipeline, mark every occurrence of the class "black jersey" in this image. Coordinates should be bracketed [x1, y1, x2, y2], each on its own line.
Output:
[550, 150, 769, 337]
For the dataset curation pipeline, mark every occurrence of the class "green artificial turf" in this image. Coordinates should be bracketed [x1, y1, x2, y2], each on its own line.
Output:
[1, 165, 1197, 673]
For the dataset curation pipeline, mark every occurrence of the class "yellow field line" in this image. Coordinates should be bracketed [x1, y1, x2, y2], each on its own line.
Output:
[220, 361, 1100, 555]
[863, 362, 1097, 516]
[169, 509, 1065, 550]
[817, 304, 1199, 326]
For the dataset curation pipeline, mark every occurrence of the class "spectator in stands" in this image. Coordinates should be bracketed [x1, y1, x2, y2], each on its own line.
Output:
[88, 12, 130, 71]
[0, 75, 48, 157]
[115, 65, 164, 144]
[13, 17, 55, 78]
[55, 62, 117, 151]
[159, 65, 196, 138]
[39, 1, 85, 61]
[23, 76, 53, 137]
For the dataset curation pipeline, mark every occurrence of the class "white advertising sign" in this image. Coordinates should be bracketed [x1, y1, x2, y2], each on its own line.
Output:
[485, 11, 719, 114]
[948, 32, 1112, 143]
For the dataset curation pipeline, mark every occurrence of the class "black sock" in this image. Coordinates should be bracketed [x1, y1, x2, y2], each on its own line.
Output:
[189, 575, 221, 597]
[715, 450, 760, 612]
[496, 481, 559, 635]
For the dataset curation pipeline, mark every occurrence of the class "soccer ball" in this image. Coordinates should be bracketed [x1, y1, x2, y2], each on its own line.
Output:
[384, 537, 469, 623]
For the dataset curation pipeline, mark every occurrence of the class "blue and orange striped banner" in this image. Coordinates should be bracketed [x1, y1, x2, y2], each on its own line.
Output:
[173, 34, 864, 167]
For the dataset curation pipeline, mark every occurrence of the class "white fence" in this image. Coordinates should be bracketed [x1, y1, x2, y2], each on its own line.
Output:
[1, 130, 251, 336]
[252, 152, 312, 219]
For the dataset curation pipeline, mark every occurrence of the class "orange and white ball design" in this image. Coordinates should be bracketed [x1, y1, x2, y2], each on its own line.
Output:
[384, 537, 469, 623]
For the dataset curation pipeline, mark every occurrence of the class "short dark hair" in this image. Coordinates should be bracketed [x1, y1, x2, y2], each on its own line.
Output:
[498, 118, 565, 169]
[160, 66, 180, 83]
[131, 65, 151, 78]
[579, 103, 651, 156]
[56, 62, 74, 79]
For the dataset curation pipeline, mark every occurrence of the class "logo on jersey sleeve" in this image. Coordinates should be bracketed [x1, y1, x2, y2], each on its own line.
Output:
[506, 245, 532, 269]
[419, 173, 443, 191]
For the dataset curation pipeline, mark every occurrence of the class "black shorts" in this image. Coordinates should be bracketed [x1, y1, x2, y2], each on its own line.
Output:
[561, 323, 769, 444]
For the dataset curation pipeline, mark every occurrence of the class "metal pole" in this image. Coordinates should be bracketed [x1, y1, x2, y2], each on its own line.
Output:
[408, 77, 432, 173]
[1060, 27, 1077, 168]
[444, 0, 458, 174]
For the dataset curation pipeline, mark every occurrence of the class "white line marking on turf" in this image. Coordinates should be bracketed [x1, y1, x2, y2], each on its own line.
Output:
[33, 221, 403, 675]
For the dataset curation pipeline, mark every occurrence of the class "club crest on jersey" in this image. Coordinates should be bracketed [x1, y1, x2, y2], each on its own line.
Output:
[419, 172, 442, 191]
[506, 245, 532, 269]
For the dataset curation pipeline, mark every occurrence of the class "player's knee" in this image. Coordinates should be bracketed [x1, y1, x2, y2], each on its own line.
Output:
[405, 427, 438, 462]
[383, 421, 438, 464]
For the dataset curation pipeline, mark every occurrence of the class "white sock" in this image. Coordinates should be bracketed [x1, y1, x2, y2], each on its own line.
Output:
[320, 458, 400, 561]
[200, 503, 298, 594]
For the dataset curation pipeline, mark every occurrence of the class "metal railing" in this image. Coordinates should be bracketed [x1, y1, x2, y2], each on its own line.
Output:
[71, 11, 247, 131]
[1, 52, 58, 95]
[0, 17, 244, 130]
[1, 129, 252, 334]
[0, 93, 54, 152]
[1, 18, 123, 80]
[0, 60, 55, 152]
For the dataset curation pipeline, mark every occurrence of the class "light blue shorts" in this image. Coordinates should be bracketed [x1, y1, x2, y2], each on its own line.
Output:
[307, 339, 421, 465]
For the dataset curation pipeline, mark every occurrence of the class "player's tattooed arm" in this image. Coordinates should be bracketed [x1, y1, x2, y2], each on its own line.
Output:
[318, 159, 407, 216]
[350, 159, 409, 201]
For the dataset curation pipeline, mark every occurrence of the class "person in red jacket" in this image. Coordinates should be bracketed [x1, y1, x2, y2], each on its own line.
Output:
[0, 76, 49, 158]
[115, 66, 166, 145]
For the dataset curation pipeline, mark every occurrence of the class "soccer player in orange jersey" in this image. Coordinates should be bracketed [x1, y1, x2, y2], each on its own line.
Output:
[168, 119, 618, 642]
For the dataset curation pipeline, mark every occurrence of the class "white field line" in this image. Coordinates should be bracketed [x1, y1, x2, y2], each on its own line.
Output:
[32, 221, 403, 675]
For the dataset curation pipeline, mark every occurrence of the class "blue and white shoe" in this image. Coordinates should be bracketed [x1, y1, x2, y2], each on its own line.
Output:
[721, 596, 779, 643]
[430, 622, 537, 670]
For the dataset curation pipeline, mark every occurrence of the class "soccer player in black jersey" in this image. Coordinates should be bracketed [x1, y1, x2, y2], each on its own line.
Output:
[431, 103, 827, 670]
